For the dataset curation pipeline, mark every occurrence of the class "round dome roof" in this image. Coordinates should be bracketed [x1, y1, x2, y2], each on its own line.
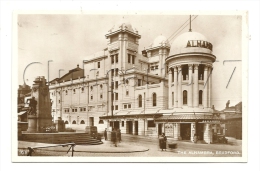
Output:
[169, 31, 212, 56]
[149, 35, 170, 49]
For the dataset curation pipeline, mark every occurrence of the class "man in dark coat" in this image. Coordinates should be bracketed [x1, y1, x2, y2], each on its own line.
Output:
[159, 133, 167, 151]
[104, 128, 107, 140]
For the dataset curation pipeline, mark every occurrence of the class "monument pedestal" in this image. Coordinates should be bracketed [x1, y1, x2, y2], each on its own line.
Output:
[55, 117, 65, 132]
[25, 76, 53, 133]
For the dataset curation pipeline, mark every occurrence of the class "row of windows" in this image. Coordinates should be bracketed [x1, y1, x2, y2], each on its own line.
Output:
[64, 107, 86, 113]
[128, 54, 135, 64]
[64, 120, 85, 124]
[123, 104, 131, 109]
[138, 93, 157, 107]
[172, 90, 203, 105]
[111, 54, 118, 64]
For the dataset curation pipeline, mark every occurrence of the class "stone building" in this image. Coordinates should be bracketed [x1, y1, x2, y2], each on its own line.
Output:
[49, 21, 223, 143]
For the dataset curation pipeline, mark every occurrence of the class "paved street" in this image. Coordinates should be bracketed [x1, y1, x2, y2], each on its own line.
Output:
[18, 134, 242, 158]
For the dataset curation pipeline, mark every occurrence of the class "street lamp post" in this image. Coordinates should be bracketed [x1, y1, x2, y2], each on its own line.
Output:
[48, 60, 53, 85]
[59, 69, 64, 119]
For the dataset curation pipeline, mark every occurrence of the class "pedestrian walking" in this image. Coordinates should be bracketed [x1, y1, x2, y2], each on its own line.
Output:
[104, 128, 107, 140]
[111, 128, 118, 147]
[159, 133, 167, 151]
[118, 129, 121, 142]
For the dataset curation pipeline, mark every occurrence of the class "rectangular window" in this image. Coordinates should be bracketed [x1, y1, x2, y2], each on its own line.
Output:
[115, 93, 118, 100]
[111, 93, 114, 101]
[115, 54, 118, 63]
[132, 56, 135, 64]
[111, 82, 114, 89]
[98, 62, 100, 68]
[122, 121, 124, 127]
[115, 105, 118, 110]
[115, 81, 118, 89]
[115, 68, 118, 76]
[155, 65, 158, 70]
[128, 104, 131, 108]
[111, 56, 114, 64]
[124, 104, 127, 109]
[138, 79, 141, 86]
[100, 94, 103, 99]
[148, 120, 156, 127]
[126, 90, 129, 96]
[111, 69, 114, 77]
[91, 95, 93, 100]
[128, 54, 131, 63]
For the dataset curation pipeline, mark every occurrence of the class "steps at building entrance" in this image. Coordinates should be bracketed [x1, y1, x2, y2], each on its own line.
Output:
[21, 132, 103, 145]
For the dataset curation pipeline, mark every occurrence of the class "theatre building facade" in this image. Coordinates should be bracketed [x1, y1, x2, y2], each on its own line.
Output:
[49, 21, 222, 144]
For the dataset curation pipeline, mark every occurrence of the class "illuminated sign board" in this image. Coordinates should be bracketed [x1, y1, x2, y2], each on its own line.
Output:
[186, 40, 213, 51]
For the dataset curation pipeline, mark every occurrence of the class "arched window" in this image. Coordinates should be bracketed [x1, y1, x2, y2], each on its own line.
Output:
[90, 86, 93, 91]
[64, 121, 69, 124]
[81, 87, 84, 92]
[199, 90, 203, 105]
[65, 90, 68, 95]
[80, 120, 85, 124]
[73, 89, 76, 94]
[152, 93, 157, 106]
[100, 84, 103, 89]
[183, 90, 187, 105]
[72, 120, 76, 124]
[138, 95, 142, 107]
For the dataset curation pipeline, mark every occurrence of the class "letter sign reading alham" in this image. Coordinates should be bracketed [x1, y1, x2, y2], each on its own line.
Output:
[186, 40, 213, 51]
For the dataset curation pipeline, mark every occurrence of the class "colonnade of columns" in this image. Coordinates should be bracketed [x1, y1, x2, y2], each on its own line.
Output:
[168, 64, 213, 108]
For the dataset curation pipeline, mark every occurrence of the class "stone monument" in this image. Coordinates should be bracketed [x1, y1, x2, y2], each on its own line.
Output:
[26, 76, 53, 132]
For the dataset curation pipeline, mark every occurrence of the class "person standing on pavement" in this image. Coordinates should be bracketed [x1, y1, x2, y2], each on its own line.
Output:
[111, 128, 118, 147]
[159, 133, 167, 151]
[118, 129, 121, 142]
[104, 128, 107, 140]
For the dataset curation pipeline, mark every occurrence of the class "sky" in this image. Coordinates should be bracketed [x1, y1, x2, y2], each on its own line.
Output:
[17, 14, 243, 110]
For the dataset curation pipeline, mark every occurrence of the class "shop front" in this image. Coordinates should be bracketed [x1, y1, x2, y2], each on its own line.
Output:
[155, 114, 223, 144]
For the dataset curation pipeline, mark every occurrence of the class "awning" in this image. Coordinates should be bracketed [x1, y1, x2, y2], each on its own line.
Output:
[18, 111, 27, 116]
[155, 114, 222, 123]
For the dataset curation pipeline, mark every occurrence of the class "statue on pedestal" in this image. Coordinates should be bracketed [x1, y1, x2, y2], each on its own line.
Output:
[28, 96, 37, 115]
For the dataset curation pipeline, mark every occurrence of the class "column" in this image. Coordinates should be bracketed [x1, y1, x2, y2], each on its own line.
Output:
[193, 64, 199, 107]
[208, 66, 212, 108]
[132, 120, 135, 135]
[190, 122, 196, 142]
[177, 65, 182, 108]
[168, 68, 172, 108]
[173, 123, 180, 140]
[174, 66, 178, 107]
[203, 65, 208, 108]
[138, 119, 145, 136]
[203, 123, 212, 144]
[108, 71, 112, 115]
[188, 64, 193, 107]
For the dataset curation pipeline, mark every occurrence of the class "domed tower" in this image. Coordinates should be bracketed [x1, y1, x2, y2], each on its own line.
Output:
[145, 35, 171, 77]
[166, 31, 216, 109]
[105, 22, 141, 71]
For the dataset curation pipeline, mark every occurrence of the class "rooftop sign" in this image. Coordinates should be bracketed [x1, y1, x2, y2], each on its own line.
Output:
[186, 40, 213, 51]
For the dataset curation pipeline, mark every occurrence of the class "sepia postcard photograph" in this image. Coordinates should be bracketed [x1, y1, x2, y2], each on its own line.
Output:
[8, 2, 251, 164]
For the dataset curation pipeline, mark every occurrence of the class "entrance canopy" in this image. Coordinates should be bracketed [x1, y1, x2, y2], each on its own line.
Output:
[155, 114, 222, 123]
